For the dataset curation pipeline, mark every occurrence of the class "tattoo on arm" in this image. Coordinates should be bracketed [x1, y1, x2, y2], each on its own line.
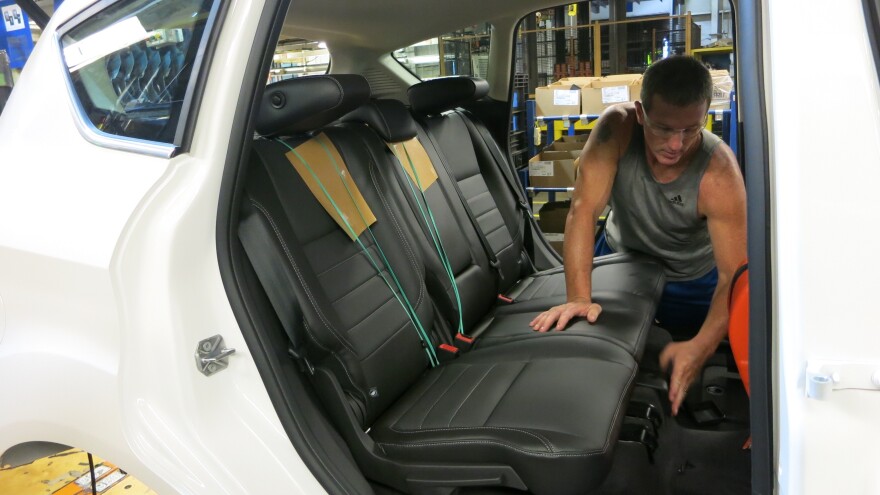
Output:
[593, 118, 613, 144]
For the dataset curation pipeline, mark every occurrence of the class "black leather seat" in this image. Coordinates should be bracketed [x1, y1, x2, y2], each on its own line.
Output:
[239, 74, 640, 494]
[344, 97, 661, 359]
[406, 77, 666, 306]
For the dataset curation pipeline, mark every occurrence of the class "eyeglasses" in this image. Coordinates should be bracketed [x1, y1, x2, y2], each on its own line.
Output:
[642, 111, 707, 139]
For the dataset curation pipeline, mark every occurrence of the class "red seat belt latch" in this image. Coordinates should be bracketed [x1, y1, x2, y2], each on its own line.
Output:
[437, 343, 460, 362]
[454, 333, 475, 352]
[497, 294, 514, 304]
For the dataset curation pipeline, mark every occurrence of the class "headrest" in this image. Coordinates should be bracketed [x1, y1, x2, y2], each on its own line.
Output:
[407, 76, 489, 115]
[343, 99, 418, 143]
[256, 75, 371, 136]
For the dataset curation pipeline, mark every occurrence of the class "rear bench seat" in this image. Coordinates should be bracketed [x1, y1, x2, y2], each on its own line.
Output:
[343, 97, 660, 358]
[406, 76, 666, 305]
[238, 75, 643, 494]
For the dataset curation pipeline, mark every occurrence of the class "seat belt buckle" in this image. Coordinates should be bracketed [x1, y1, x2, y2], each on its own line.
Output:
[497, 294, 515, 304]
[490, 259, 505, 281]
[288, 347, 315, 375]
[454, 333, 475, 352]
[437, 343, 460, 362]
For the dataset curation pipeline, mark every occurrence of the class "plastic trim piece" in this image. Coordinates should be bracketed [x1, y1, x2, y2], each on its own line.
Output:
[215, 1, 372, 494]
[864, 0, 880, 84]
[735, 0, 775, 493]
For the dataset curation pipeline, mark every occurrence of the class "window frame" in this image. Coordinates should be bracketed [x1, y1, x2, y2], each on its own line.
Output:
[864, 0, 880, 83]
[55, 0, 227, 158]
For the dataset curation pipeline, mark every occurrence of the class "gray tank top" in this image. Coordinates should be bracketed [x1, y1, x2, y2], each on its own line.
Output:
[605, 126, 722, 281]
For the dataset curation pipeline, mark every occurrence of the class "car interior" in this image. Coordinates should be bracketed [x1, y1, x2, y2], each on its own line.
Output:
[222, 0, 753, 493]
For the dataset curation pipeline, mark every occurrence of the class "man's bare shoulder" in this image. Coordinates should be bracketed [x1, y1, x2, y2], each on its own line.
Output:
[699, 141, 746, 215]
[590, 103, 637, 150]
[705, 141, 743, 185]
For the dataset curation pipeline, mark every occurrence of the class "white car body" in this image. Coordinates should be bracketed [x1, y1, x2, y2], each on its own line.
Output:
[0, 0, 878, 493]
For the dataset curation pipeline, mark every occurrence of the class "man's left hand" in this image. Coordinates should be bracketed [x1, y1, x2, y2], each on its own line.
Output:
[659, 338, 714, 416]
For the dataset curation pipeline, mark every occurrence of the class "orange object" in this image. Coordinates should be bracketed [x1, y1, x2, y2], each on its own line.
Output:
[728, 261, 750, 394]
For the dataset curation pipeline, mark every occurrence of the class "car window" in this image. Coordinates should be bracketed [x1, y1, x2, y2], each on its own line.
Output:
[59, 0, 218, 145]
[269, 39, 330, 84]
[392, 23, 491, 79]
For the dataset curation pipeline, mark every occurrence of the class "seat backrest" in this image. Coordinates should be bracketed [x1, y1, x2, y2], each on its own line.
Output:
[408, 77, 534, 290]
[344, 99, 499, 335]
[728, 261, 750, 394]
[243, 75, 440, 426]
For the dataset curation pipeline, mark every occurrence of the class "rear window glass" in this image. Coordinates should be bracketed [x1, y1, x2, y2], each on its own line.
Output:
[392, 23, 491, 79]
[269, 39, 330, 83]
[60, 0, 218, 144]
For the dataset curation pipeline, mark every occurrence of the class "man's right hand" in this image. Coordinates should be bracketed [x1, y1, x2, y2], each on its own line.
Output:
[529, 299, 603, 332]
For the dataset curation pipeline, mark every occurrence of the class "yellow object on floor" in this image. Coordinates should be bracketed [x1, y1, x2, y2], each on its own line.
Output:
[0, 448, 157, 494]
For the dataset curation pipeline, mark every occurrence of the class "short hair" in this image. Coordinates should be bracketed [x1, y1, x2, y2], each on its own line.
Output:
[640, 56, 712, 113]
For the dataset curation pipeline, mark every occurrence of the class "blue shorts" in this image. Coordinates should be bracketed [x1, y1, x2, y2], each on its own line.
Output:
[595, 231, 717, 339]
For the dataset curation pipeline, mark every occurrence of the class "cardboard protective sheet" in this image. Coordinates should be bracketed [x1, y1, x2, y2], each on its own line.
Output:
[388, 137, 438, 192]
[286, 133, 376, 241]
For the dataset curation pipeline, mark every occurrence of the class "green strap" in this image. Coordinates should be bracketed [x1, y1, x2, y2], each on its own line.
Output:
[397, 143, 465, 336]
[277, 138, 439, 367]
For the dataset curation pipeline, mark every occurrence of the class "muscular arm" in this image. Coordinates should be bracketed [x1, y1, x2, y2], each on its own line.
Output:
[660, 143, 747, 414]
[530, 106, 630, 331]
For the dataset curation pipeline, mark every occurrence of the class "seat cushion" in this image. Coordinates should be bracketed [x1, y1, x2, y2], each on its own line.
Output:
[370, 337, 637, 495]
[505, 252, 666, 303]
[474, 290, 657, 360]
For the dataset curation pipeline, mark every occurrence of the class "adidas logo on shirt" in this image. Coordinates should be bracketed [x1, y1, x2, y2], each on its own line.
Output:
[669, 194, 684, 206]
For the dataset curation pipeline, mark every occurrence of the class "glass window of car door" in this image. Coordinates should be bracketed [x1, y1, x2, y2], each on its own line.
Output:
[59, 0, 219, 145]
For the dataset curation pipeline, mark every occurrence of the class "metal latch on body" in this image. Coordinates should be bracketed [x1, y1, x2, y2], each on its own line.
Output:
[195, 334, 236, 376]
[805, 359, 880, 400]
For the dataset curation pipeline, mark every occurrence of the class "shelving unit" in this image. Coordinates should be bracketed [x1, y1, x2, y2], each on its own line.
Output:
[509, 73, 530, 169]
[518, 93, 739, 204]
[269, 39, 330, 83]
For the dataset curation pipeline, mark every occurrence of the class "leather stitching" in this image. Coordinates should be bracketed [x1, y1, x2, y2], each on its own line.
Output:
[376, 439, 602, 457]
[367, 160, 426, 309]
[483, 361, 527, 423]
[249, 199, 356, 354]
[446, 364, 495, 426]
[417, 365, 469, 428]
[388, 425, 553, 453]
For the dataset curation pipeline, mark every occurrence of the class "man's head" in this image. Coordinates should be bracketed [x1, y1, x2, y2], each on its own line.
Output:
[640, 55, 712, 113]
[636, 56, 712, 166]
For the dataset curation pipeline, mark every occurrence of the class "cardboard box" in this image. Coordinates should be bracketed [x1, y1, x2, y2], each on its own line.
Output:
[538, 199, 572, 257]
[709, 69, 733, 110]
[535, 84, 581, 117]
[535, 77, 597, 117]
[556, 76, 598, 88]
[544, 140, 585, 152]
[581, 74, 643, 115]
[537, 200, 571, 234]
[528, 150, 578, 188]
[559, 133, 590, 144]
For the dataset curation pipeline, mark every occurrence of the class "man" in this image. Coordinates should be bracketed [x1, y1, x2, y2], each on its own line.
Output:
[529, 56, 746, 416]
